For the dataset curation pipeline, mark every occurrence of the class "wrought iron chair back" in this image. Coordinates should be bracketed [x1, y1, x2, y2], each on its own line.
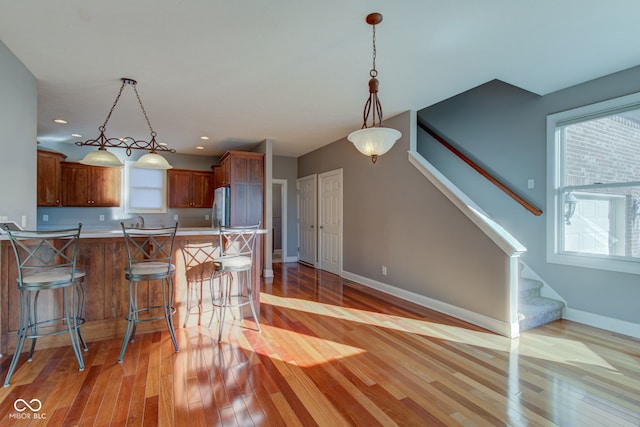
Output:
[121, 223, 177, 278]
[7, 226, 83, 290]
[217, 224, 260, 268]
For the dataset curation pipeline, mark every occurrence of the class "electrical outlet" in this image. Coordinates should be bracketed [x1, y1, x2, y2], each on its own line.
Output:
[173, 214, 179, 221]
[382, 265, 387, 276]
[205, 214, 210, 220]
[99, 215, 105, 221]
[43, 214, 49, 222]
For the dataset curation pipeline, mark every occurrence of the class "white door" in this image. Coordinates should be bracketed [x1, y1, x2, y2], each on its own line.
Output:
[297, 175, 317, 266]
[318, 169, 342, 275]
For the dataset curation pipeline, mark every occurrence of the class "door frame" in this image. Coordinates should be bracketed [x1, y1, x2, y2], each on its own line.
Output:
[272, 178, 288, 263]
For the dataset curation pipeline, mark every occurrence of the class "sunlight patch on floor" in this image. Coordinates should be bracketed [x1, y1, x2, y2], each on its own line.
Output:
[261, 293, 616, 371]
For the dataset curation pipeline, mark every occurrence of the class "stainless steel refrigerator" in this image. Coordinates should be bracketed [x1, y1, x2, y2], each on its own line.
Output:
[213, 186, 230, 228]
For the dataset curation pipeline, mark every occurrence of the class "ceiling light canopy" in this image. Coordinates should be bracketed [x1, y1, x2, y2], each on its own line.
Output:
[75, 78, 175, 169]
[347, 12, 401, 164]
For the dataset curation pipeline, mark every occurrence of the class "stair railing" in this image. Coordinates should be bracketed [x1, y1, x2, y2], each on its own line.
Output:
[417, 120, 542, 216]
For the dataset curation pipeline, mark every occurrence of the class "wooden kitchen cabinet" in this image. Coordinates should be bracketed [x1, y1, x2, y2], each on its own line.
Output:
[37, 149, 67, 206]
[218, 150, 264, 226]
[168, 169, 214, 208]
[61, 162, 121, 207]
[212, 164, 223, 189]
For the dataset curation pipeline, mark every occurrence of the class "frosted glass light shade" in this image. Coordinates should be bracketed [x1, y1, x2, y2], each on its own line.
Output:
[134, 152, 173, 169]
[347, 127, 402, 159]
[79, 149, 123, 167]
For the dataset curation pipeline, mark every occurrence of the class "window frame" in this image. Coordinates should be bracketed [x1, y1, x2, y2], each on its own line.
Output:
[123, 160, 168, 214]
[546, 91, 640, 274]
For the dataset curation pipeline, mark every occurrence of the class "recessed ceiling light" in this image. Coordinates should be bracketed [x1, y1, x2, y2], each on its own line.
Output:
[196, 146, 204, 150]
[53, 119, 67, 124]
[71, 133, 82, 138]
[200, 136, 209, 140]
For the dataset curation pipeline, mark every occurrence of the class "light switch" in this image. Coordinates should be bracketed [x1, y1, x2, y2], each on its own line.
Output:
[527, 179, 534, 189]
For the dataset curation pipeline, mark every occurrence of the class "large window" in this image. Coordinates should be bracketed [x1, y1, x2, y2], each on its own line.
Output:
[547, 92, 640, 274]
[124, 161, 167, 214]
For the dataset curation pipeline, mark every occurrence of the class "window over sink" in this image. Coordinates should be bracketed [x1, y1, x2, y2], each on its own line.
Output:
[124, 161, 167, 214]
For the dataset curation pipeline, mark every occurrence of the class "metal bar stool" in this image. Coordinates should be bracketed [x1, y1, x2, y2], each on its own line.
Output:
[119, 223, 179, 362]
[3, 223, 87, 387]
[210, 224, 261, 342]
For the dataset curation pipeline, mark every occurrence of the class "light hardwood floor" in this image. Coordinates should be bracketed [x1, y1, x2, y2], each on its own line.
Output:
[0, 262, 639, 426]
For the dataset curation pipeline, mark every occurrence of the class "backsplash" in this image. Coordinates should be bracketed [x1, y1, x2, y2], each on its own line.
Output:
[37, 206, 212, 230]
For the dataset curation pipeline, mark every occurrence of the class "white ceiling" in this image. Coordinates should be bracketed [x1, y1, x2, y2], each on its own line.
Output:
[2, 1, 640, 157]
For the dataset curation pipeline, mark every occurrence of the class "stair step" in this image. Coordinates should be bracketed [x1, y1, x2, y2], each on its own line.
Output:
[519, 297, 564, 331]
[519, 277, 542, 299]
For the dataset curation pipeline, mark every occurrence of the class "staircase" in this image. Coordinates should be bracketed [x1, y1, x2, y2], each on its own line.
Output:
[518, 275, 565, 331]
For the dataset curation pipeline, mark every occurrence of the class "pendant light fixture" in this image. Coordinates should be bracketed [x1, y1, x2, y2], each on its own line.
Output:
[348, 13, 401, 164]
[76, 78, 175, 169]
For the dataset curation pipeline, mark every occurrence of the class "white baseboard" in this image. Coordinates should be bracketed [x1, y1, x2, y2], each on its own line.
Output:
[565, 308, 640, 339]
[272, 256, 298, 263]
[263, 269, 274, 278]
[341, 270, 518, 338]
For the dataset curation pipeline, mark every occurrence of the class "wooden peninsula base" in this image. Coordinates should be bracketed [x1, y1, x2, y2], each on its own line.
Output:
[0, 229, 263, 356]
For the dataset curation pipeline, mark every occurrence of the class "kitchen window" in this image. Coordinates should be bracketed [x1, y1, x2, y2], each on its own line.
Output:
[124, 161, 167, 213]
[547, 92, 640, 274]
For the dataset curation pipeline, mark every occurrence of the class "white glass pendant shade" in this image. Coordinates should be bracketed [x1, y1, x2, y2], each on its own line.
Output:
[134, 152, 173, 169]
[347, 127, 402, 158]
[79, 148, 123, 167]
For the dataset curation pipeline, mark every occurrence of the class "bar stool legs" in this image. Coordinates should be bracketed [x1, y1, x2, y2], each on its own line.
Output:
[118, 276, 179, 363]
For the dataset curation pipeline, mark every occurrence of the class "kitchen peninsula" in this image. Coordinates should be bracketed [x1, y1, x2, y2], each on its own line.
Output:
[0, 227, 264, 355]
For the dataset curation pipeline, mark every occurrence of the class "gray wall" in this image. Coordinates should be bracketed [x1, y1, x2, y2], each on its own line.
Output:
[0, 41, 37, 227]
[418, 68, 640, 324]
[273, 155, 298, 260]
[299, 111, 513, 323]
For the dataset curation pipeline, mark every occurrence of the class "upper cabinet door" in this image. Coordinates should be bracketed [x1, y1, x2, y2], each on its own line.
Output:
[168, 169, 193, 208]
[168, 169, 214, 208]
[91, 166, 121, 207]
[61, 162, 121, 207]
[61, 163, 91, 206]
[37, 150, 66, 206]
[192, 171, 214, 208]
